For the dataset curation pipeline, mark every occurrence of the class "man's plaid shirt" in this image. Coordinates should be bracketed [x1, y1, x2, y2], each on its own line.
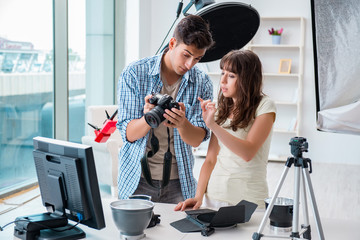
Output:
[116, 53, 213, 200]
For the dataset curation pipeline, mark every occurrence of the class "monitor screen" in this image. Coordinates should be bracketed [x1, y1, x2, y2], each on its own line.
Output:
[14, 136, 105, 239]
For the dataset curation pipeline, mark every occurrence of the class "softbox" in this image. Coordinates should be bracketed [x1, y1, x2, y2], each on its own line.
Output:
[311, 0, 360, 135]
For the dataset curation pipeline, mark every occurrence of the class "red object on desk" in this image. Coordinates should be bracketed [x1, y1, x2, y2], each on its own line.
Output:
[88, 109, 118, 143]
[94, 120, 117, 143]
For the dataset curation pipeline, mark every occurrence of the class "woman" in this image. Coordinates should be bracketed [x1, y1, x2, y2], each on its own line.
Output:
[175, 49, 276, 210]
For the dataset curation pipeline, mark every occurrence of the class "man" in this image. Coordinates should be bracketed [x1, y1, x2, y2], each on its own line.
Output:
[117, 15, 214, 203]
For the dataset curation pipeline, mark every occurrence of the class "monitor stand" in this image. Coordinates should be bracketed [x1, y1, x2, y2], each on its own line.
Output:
[14, 212, 86, 240]
[36, 225, 85, 240]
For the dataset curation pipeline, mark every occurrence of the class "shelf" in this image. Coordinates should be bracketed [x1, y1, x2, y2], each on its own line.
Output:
[273, 129, 297, 134]
[192, 148, 208, 157]
[208, 72, 300, 78]
[263, 73, 300, 78]
[207, 72, 221, 76]
[275, 101, 297, 106]
[261, 16, 305, 21]
[268, 155, 288, 162]
[247, 44, 301, 49]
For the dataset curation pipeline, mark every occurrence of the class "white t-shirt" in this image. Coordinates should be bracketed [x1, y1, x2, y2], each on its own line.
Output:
[205, 96, 276, 208]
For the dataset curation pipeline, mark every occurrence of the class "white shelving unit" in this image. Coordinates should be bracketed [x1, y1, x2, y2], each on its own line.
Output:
[193, 17, 305, 162]
[246, 16, 305, 161]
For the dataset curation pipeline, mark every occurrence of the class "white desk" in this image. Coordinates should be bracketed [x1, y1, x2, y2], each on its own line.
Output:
[0, 195, 358, 240]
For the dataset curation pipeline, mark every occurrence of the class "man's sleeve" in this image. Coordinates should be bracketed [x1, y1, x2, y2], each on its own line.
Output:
[117, 67, 143, 143]
[190, 74, 213, 142]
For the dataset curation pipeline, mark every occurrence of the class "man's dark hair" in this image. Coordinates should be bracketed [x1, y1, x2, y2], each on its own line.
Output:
[173, 15, 214, 50]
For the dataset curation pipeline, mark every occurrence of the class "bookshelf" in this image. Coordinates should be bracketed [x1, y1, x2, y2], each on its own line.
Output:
[246, 16, 305, 161]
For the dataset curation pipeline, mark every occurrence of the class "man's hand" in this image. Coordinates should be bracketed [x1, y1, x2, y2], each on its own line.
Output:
[126, 95, 153, 142]
[144, 95, 155, 114]
[163, 101, 205, 147]
[163, 102, 187, 128]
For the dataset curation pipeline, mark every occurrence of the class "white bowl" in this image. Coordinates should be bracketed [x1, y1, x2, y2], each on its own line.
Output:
[110, 199, 154, 237]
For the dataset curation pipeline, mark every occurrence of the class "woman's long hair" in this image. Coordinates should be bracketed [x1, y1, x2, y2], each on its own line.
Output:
[216, 50, 264, 131]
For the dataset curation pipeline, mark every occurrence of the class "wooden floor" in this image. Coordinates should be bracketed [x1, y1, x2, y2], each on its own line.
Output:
[194, 158, 360, 222]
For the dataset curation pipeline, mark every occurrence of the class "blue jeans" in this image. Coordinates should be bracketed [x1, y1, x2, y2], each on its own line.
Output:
[133, 178, 184, 204]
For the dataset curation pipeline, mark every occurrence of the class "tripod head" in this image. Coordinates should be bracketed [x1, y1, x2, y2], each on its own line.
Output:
[289, 137, 308, 158]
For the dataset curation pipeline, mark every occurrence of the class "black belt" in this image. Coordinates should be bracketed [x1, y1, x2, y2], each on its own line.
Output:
[141, 128, 172, 189]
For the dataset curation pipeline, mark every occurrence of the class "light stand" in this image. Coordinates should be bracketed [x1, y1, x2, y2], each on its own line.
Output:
[155, 0, 215, 55]
[252, 137, 325, 240]
[182, 0, 215, 15]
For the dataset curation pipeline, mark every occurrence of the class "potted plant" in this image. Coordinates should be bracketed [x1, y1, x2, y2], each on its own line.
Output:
[268, 27, 283, 44]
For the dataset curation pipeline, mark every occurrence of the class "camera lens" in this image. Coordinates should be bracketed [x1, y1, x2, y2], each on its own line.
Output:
[144, 107, 165, 128]
[145, 114, 160, 128]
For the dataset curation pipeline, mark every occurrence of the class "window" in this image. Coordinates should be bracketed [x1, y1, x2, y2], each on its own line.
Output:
[0, 0, 53, 194]
[0, 0, 122, 197]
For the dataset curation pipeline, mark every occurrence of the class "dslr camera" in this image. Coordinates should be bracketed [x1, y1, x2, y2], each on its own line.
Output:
[144, 93, 180, 128]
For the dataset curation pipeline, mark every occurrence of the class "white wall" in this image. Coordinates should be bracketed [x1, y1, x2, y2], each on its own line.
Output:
[127, 0, 360, 165]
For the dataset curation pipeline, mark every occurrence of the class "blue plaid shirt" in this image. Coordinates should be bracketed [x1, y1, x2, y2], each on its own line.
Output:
[116, 53, 213, 200]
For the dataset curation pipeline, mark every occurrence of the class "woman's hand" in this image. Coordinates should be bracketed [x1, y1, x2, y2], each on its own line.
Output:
[198, 97, 216, 128]
[174, 197, 202, 211]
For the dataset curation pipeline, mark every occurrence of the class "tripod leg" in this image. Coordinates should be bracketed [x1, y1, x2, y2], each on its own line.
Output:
[252, 165, 291, 240]
[300, 169, 311, 239]
[302, 168, 325, 240]
[291, 166, 301, 238]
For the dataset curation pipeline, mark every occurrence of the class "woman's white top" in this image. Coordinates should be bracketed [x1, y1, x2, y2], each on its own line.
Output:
[205, 96, 276, 208]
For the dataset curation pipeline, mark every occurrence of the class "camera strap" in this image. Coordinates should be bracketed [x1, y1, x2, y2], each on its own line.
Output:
[141, 128, 172, 189]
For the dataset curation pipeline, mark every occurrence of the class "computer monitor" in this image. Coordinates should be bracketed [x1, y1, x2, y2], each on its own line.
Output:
[14, 136, 105, 240]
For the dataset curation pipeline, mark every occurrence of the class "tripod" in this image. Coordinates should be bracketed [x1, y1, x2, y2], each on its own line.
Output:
[253, 137, 325, 240]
